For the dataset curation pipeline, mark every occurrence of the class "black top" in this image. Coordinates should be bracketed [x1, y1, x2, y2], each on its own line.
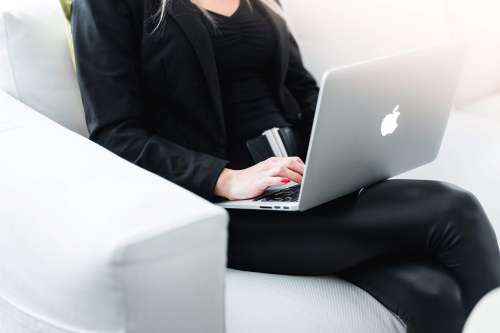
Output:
[201, 0, 291, 168]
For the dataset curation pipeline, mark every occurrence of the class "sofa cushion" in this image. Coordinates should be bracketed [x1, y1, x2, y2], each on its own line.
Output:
[0, 0, 87, 136]
[0, 13, 15, 98]
[226, 269, 405, 333]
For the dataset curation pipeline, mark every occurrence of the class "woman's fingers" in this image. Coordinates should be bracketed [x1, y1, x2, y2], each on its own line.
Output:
[262, 157, 305, 175]
[293, 156, 305, 165]
[261, 176, 290, 189]
[269, 165, 303, 184]
[259, 156, 306, 183]
[286, 157, 305, 175]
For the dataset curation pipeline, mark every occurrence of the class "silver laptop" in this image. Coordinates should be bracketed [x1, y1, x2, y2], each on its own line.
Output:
[218, 42, 466, 212]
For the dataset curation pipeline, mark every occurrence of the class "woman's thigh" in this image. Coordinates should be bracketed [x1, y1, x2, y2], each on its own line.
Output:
[227, 179, 462, 275]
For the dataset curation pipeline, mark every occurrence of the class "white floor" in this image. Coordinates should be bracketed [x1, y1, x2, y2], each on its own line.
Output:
[400, 93, 500, 238]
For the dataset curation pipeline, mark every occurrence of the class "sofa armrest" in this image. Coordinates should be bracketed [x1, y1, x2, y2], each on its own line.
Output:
[0, 90, 228, 333]
[464, 288, 500, 333]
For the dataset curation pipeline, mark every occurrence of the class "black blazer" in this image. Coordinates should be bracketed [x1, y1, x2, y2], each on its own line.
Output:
[72, 0, 319, 201]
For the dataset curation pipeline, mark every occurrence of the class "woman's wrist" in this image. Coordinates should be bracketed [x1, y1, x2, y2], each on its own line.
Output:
[215, 168, 236, 199]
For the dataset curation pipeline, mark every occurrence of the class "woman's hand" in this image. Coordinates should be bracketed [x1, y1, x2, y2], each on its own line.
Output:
[214, 157, 305, 200]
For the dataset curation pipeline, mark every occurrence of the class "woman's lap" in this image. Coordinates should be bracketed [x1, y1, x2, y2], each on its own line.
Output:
[227, 178, 500, 332]
[227, 179, 461, 275]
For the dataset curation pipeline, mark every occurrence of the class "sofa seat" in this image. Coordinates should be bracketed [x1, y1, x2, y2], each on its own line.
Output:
[226, 269, 405, 333]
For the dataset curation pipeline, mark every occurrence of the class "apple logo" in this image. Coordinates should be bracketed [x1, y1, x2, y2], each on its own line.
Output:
[381, 105, 401, 137]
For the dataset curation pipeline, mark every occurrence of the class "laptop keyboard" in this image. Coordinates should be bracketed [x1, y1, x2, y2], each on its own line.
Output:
[256, 185, 301, 203]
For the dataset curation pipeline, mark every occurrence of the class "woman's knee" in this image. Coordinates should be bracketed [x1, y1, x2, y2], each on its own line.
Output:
[390, 180, 488, 230]
[365, 180, 483, 221]
[433, 182, 491, 233]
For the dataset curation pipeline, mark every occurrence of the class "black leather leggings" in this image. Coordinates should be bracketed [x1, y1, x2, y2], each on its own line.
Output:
[227, 180, 500, 333]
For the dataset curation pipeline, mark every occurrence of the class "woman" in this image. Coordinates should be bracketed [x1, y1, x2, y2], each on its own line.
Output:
[72, 0, 500, 331]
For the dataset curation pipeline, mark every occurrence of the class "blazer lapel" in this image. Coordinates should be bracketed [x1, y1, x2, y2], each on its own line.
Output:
[254, 1, 290, 84]
[167, 0, 226, 140]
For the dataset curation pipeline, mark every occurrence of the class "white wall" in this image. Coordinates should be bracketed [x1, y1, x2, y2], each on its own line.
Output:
[283, 0, 500, 105]
[445, 0, 500, 104]
[283, 0, 450, 80]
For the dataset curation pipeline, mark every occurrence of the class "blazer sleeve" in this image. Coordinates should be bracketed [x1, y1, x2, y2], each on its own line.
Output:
[72, 0, 228, 201]
[284, 31, 320, 133]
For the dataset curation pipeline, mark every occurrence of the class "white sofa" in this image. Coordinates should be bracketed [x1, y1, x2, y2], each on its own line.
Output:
[0, 90, 228, 333]
[464, 288, 500, 333]
[1, 0, 499, 332]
